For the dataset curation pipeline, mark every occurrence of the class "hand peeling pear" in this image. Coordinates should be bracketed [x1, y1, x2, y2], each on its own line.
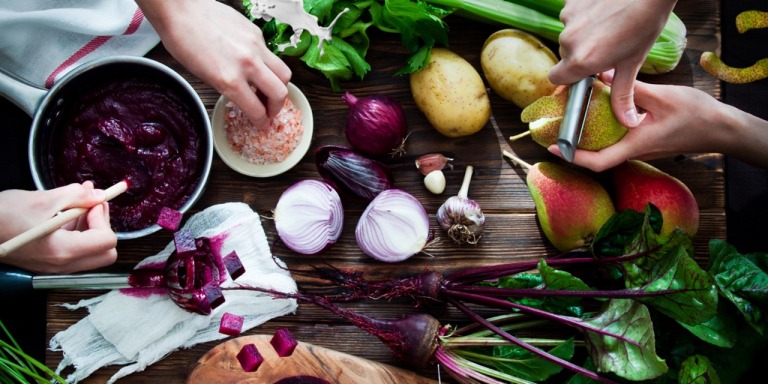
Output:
[514, 79, 628, 151]
[503, 151, 615, 252]
[612, 160, 699, 237]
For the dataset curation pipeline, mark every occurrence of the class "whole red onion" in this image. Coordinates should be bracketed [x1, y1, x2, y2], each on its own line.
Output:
[342, 91, 409, 157]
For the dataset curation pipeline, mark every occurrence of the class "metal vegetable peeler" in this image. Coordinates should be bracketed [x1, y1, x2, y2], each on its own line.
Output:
[558, 76, 596, 163]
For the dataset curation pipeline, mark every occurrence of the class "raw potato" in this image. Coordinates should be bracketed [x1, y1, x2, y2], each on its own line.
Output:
[481, 29, 558, 108]
[410, 48, 491, 138]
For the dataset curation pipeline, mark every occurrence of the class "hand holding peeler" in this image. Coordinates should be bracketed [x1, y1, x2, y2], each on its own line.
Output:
[558, 76, 596, 163]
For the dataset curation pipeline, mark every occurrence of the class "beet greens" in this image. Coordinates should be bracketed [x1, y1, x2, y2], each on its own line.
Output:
[236, 204, 768, 383]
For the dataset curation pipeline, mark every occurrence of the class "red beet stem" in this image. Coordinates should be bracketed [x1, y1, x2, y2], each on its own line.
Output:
[234, 286, 440, 368]
[448, 298, 617, 384]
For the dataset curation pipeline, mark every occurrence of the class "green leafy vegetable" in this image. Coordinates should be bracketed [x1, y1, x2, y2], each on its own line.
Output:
[244, 0, 687, 90]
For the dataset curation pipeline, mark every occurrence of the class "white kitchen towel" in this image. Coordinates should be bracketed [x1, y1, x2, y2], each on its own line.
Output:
[0, 0, 160, 89]
[50, 203, 298, 383]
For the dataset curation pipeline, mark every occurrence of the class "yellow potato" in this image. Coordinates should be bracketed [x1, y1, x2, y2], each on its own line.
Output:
[410, 48, 491, 138]
[481, 29, 558, 108]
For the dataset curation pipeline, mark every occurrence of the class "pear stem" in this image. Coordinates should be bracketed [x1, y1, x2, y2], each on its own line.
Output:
[457, 165, 473, 199]
[502, 150, 532, 170]
[509, 131, 531, 142]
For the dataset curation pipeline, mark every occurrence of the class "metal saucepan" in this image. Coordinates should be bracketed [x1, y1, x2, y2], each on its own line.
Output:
[0, 56, 213, 240]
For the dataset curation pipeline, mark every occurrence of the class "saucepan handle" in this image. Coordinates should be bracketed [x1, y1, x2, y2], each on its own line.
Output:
[0, 67, 47, 117]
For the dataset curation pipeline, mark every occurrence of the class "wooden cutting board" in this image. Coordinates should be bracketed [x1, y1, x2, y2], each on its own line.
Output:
[186, 335, 438, 384]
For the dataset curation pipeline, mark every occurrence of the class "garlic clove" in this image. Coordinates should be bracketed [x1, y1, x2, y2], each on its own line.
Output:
[415, 153, 453, 176]
[424, 170, 446, 194]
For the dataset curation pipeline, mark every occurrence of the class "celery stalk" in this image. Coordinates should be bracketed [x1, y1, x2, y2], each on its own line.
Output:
[427, 0, 687, 74]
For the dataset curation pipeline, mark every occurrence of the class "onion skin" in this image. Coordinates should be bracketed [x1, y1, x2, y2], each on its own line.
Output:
[316, 145, 393, 201]
[355, 189, 429, 262]
[342, 92, 409, 157]
[274, 180, 344, 255]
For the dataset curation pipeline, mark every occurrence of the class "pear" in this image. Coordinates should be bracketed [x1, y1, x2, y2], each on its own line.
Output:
[503, 150, 616, 252]
[612, 160, 699, 237]
[513, 79, 628, 151]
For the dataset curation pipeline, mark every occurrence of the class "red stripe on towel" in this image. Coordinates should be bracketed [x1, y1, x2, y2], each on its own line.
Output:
[45, 7, 146, 88]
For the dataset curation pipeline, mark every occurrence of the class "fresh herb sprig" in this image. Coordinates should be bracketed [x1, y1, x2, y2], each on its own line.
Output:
[0, 321, 66, 384]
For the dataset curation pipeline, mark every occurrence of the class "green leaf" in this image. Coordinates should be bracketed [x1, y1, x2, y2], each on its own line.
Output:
[678, 354, 721, 384]
[591, 208, 648, 257]
[377, 0, 449, 52]
[488, 338, 574, 381]
[676, 304, 738, 348]
[707, 239, 768, 335]
[579, 299, 668, 381]
[633, 239, 718, 326]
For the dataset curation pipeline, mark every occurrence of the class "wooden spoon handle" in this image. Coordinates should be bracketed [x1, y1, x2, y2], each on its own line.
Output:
[0, 181, 128, 258]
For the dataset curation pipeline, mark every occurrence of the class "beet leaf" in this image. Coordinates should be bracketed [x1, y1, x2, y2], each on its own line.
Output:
[578, 299, 667, 381]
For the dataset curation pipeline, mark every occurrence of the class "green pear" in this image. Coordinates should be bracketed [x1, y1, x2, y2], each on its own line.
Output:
[612, 160, 699, 237]
[514, 79, 628, 151]
[503, 151, 616, 252]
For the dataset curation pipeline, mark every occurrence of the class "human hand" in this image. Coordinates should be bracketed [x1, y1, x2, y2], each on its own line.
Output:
[547, 72, 735, 172]
[548, 0, 677, 127]
[137, 0, 292, 129]
[0, 182, 118, 274]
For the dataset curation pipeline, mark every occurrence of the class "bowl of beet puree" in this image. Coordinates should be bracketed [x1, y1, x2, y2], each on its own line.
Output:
[0, 56, 213, 240]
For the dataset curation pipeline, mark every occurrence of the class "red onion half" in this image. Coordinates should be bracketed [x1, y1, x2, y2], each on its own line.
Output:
[355, 189, 430, 263]
[316, 145, 393, 201]
[342, 91, 409, 157]
[274, 180, 344, 255]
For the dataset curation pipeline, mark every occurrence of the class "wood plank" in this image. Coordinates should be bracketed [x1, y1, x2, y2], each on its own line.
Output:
[44, 1, 724, 382]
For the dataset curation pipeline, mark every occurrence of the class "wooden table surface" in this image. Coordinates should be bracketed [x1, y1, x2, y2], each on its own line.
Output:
[45, 1, 725, 382]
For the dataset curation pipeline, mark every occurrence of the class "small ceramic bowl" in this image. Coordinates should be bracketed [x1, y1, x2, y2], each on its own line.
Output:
[211, 83, 313, 177]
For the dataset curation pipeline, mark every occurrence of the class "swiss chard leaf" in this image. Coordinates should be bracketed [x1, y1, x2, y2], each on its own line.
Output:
[677, 354, 721, 384]
[631, 234, 718, 326]
[591, 204, 661, 258]
[707, 239, 768, 335]
[486, 338, 574, 382]
[578, 299, 668, 381]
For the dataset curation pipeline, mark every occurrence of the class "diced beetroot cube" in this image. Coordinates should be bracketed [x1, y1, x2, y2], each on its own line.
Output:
[270, 328, 298, 357]
[173, 229, 197, 256]
[236, 343, 263, 372]
[157, 206, 183, 231]
[223, 251, 246, 280]
[219, 312, 244, 336]
[204, 284, 225, 310]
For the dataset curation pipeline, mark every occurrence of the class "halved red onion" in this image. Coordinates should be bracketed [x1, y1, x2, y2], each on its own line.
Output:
[355, 189, 429, 262]
[315, 145, 393, 201]
[274, 180, 344, 255]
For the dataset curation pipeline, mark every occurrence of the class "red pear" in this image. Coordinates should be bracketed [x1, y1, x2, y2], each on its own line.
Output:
[503, 151, 615, 252]
[611, 160, 699, 237]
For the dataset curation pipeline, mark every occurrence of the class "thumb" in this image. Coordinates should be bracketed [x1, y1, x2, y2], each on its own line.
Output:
[606, 66, 640, 128]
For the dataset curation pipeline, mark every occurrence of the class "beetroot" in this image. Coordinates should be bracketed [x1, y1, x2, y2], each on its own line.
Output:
[219, 312, 244, 336]
[223, 251, 246, 280]
[173, 229, 197, 256]
[157, 206, 183, 231]
[270, 328, 298, 357]
[236, 343, 264, 372]
[203, 283, 225, 311]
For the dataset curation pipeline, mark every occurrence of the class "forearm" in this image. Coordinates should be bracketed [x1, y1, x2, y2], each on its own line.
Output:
[716, 103, 768, 168]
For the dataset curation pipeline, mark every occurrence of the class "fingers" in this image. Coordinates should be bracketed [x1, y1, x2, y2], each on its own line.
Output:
[52, 182, 107, 212]
[547, 143, 632, 173]
[227, 59, 291, 129]
[606, 65, 641, 128]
